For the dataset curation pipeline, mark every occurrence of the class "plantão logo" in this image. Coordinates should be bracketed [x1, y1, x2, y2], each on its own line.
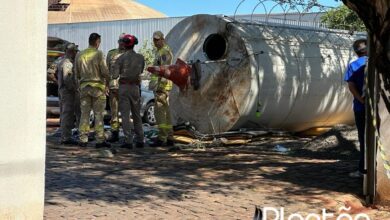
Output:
[253, 206, 371, 220]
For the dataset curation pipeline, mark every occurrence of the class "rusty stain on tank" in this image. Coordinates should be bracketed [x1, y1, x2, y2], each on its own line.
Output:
[167, 14, 358, 133]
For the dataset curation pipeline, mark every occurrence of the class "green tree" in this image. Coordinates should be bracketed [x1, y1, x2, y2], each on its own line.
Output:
[137, 39, 156, 79]
[320, 5, 365, 31]
[280, 0, 389, 74]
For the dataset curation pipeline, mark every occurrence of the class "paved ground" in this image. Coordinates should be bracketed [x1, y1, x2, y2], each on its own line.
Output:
[44, 127, 390, 219]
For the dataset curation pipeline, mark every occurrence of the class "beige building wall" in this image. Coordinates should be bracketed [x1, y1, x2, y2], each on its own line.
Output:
[0, 0, 47, 219]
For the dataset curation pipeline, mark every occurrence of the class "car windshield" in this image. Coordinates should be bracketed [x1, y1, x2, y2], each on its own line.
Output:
[47, 37, 69, 51]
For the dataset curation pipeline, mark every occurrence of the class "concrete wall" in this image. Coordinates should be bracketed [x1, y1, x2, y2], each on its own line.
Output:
[0, 0, 47, 219]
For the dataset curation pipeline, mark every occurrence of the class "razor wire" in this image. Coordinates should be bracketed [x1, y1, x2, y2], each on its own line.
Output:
[232, 0, 363, 46]
[230, 0, 387, 180]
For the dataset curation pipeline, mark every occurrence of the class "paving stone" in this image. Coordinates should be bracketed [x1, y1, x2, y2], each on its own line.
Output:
[45, 128, 390, 219]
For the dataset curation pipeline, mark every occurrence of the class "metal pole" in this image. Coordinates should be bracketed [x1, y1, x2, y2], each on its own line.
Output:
[365, 32, 377, 204]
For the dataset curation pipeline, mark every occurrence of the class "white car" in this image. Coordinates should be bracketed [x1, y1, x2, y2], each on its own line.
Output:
[46, 81, 156, 125]
[140, 82, 156, 125]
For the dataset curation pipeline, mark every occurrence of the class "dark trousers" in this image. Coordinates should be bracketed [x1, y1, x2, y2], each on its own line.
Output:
[354, 110, 365, 173]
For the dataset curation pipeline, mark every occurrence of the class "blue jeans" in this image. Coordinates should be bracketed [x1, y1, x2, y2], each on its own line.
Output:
[354, 110, 365, 173]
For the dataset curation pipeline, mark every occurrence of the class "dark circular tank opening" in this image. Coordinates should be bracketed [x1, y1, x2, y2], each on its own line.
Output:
[203, 34, 227, 60]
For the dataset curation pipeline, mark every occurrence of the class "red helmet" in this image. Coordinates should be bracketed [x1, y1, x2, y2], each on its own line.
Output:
[122, 34, 138, 47]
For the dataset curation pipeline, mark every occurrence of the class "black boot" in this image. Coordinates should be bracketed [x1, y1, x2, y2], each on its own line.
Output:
[95, 141, 111, 148]
[166, 139, 175, 147]
[135, 142, 144, 148]
[120, 142, 133, 149]
[61, 139, 78, 145]
[108, 130, 119, 143]
[78, 141, 88, 147]
[149, 139, 165, 147]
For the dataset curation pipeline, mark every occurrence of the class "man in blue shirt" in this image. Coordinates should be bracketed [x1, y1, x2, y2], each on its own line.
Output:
[344, 39, 368, 178]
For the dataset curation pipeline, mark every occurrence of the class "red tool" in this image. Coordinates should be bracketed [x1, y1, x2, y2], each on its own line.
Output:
[147, 58, 192, 90]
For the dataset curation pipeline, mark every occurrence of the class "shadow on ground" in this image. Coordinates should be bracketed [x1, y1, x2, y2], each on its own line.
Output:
[291, 125, 360, 160]
[45, 127, 362, 207]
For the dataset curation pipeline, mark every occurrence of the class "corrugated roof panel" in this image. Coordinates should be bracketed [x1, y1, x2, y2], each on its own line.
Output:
[48, 17, 185, 55]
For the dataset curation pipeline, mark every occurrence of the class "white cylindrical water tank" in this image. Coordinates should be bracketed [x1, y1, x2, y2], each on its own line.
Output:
[166, 14, 361, 134]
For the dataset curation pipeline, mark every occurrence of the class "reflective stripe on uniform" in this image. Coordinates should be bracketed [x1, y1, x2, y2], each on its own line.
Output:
[151, 76, 172, 92]
[165, 80, 172, 91]
[153, 44, 173, 91]
[80, 82, 106, 91]
[158, 123, 173, 129]
[79, 124, 90, 133]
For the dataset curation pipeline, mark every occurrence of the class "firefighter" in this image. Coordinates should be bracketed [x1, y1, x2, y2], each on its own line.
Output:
[106, 33, 126, 142]
[149, 31, 175, 147]
[75, 33, 110, 148]
[47, 57, 62, 86]
[113, 34, 145, 148]
[57, 43, 80, 145]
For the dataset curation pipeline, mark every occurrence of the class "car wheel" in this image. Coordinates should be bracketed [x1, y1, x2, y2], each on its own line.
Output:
[143, 102, 156, 125]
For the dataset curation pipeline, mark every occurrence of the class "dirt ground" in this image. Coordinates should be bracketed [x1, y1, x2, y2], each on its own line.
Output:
[44, 125, 390, 219]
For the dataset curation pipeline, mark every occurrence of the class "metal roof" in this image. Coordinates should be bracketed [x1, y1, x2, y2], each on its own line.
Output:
[48, 0, 166, 24]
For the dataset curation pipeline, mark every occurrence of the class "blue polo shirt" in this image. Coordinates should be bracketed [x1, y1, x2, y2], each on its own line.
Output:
[344, 56, 367, 112]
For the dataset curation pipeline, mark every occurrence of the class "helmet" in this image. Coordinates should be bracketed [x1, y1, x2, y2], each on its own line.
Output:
[153, 31, 164, 40]
[122, 34, 138, 47]
[65, 43, 79, 51]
